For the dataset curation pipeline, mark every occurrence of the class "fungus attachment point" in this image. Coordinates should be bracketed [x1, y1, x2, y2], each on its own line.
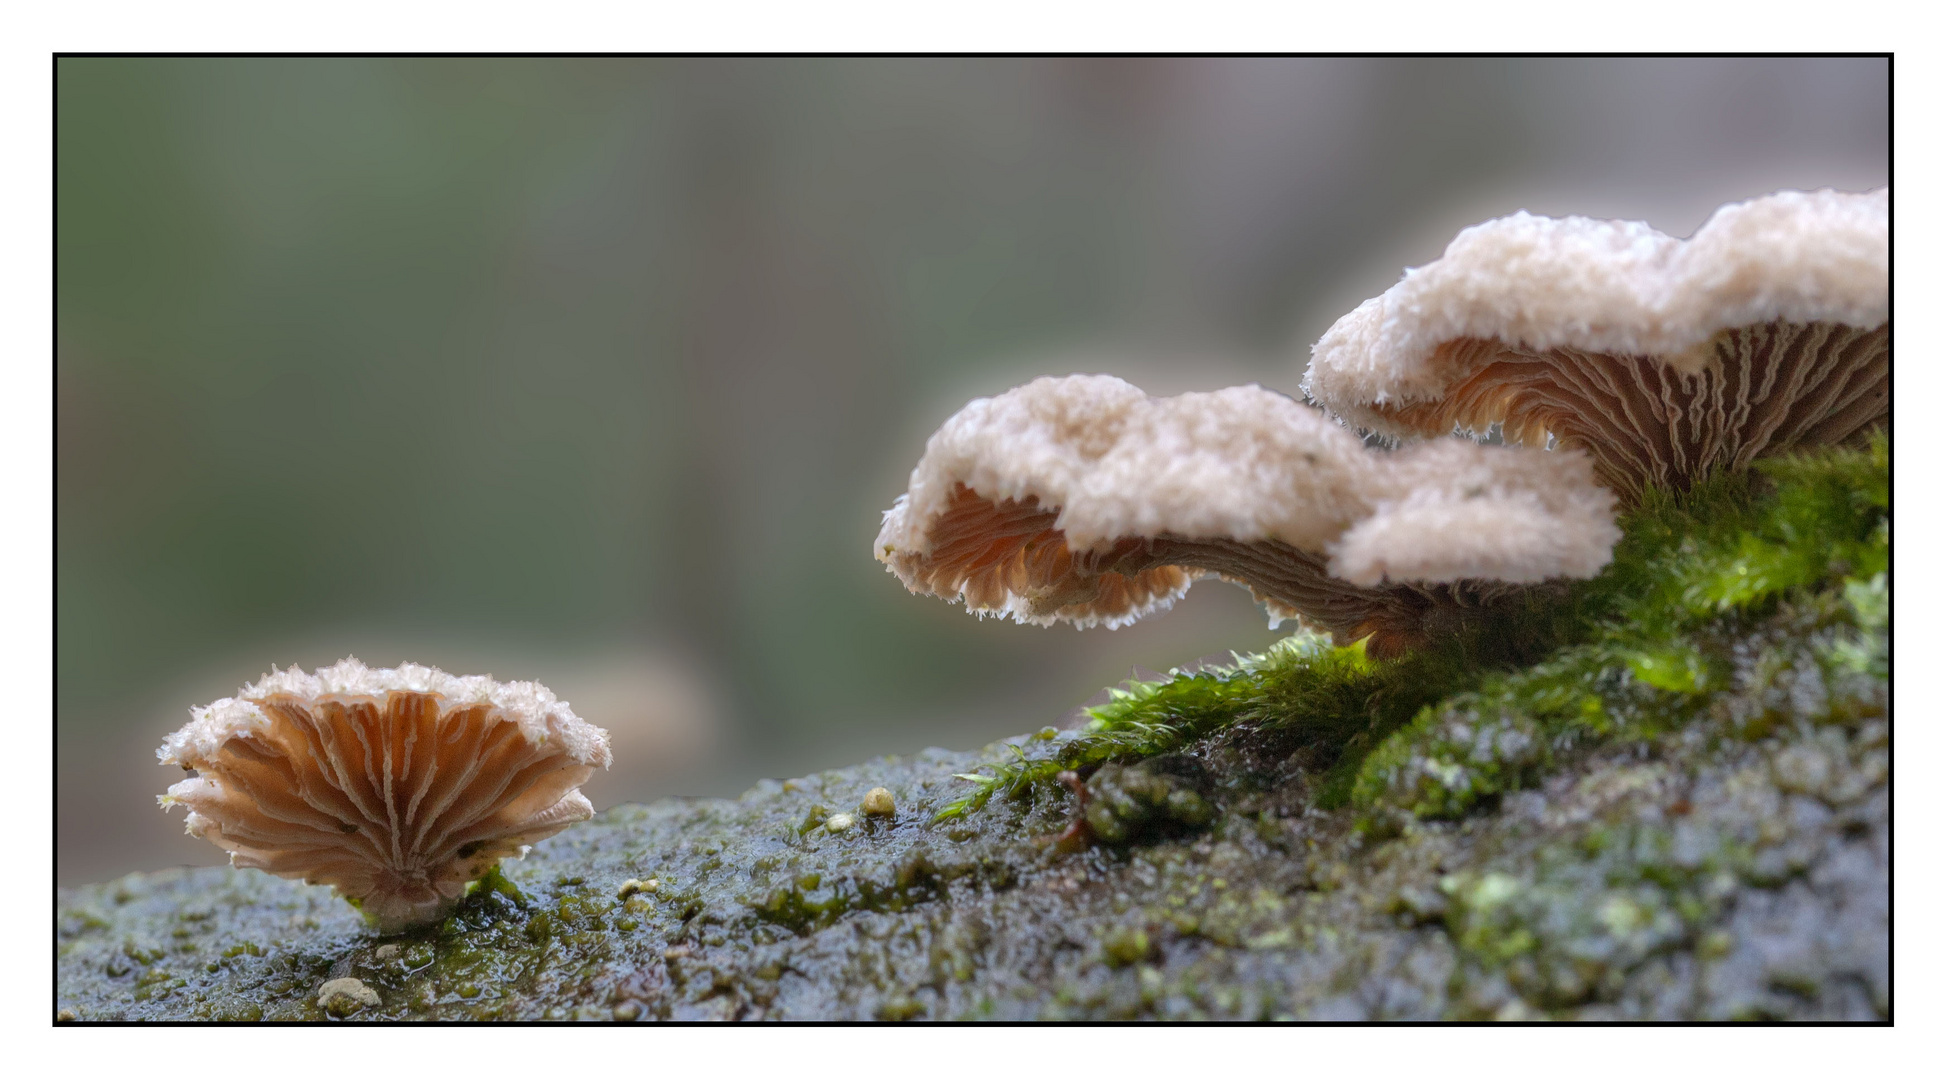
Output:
[157, 658, 612, 931]
[1305, 188, 1888, 498]
[876, 375, 1619, 657]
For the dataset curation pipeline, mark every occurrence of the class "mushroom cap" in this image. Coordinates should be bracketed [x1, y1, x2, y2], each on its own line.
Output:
[158, 657, 611, 929]
[881, 374, 1376, 556]
[875, 374, 1619, 650]
[1326, 438, 1621, 587]
[1305, 187, 1888, 431]
[1302, 189, 1888, 498]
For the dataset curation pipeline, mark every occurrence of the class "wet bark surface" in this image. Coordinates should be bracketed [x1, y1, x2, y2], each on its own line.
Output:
[58, 641, 1886, 1022]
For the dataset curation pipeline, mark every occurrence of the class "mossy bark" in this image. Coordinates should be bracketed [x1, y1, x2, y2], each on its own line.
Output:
[57, 448, 1888, 1021]
[56, 644, 1885, 1020]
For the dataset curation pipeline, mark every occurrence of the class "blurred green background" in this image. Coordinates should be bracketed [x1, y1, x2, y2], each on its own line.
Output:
[57, 57, 1888, 883]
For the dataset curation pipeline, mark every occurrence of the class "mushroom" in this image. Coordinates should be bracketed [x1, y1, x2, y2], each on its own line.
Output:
[1304, 188, 1888, 497]
[158, 657, 612, 929]
[875, 374, 1619, 657]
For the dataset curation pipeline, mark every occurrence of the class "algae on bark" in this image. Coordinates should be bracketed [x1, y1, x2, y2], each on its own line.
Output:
[57, 442, 1888, 1020]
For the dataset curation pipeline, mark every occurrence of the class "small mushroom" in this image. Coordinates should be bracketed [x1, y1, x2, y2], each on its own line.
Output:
[317, 976, 381, 1016]
[859, 787, 896, 817]
[617, 877, 658, 899]
[875, 374, 1618, 657]
[158, 657, 611, 930]
[1305, 188, 1887, 498]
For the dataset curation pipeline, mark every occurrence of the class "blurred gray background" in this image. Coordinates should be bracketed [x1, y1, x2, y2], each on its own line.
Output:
[57, 57, 1888, 884]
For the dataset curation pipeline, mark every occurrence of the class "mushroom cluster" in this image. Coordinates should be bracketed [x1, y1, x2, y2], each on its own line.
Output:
[159, 658, 611, 929]
[877, 187, 1887, 650]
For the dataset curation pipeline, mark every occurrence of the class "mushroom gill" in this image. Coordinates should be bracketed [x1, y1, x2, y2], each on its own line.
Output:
[158, 658, 611, 930]
[1366, 322, 1886, 497]
[875, 375, 1619, 659]
[1305, 188, 1888, 499]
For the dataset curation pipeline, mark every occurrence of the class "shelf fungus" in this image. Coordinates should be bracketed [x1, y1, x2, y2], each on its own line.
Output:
[1304, 188, 1888, 498]
[158, 657, 611, 930]
[875, 374, 1618, 657]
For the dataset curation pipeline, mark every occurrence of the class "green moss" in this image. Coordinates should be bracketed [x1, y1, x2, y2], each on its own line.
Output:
[934, 630, 1448, 822]
[1101, 924, 1153, 968]
[466, 865, 529, 908]
[1083, 758, 1216, 844]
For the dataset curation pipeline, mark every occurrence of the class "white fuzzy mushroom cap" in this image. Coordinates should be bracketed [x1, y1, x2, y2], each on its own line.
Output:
[879, 375, 1375, 558]
[1304, 187, 1889, 432]
[158, 657, 611, 769]
[1326, 440, 1621, 587]
[158, 658, 610, 929]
